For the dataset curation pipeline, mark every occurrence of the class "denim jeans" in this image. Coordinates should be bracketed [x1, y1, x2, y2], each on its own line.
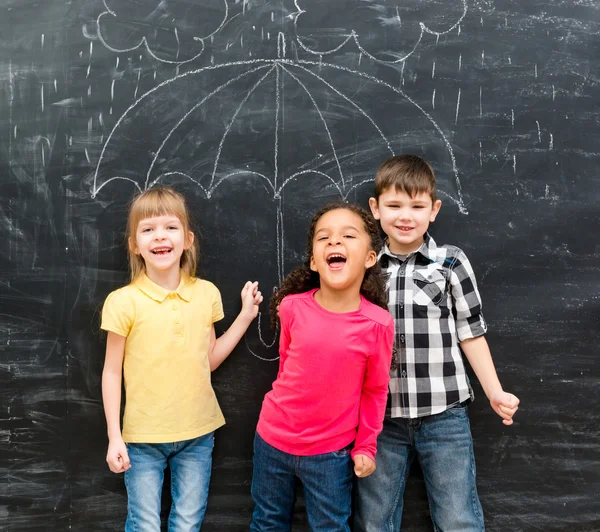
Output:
[124, 433, 214, 532]
[250, 432, 354, 532]
[355, 403, 484, 532]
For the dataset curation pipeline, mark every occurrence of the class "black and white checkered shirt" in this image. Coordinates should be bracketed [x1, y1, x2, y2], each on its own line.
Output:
[380, 233, 487, 419]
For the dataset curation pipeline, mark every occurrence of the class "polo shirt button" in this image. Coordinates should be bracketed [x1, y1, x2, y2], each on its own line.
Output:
[175, 318, 180, 324]
[402, 370, 407, 378]
[172, 304, 177, 310]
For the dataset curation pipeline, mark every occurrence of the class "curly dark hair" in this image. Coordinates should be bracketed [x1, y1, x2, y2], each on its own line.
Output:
[269, 202, 388, 329]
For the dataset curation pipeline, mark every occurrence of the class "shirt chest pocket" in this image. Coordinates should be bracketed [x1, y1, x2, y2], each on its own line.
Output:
[412, 267, 447, 306]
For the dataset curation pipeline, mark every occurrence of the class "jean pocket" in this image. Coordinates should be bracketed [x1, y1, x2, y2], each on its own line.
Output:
[331, 443, 353, 458]
[446, 402, 468, 417]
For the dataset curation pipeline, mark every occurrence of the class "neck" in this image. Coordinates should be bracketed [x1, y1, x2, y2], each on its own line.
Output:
[144, 265, 182, 291]
[314, 285, 361, 313]
[388, 236, 425, 256]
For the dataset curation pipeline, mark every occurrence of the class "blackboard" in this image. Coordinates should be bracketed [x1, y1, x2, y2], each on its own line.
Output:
[1, 1, 599, 530]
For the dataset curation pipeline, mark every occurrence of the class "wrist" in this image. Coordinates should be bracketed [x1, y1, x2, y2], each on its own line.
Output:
[237, 309, 255, 324]
[107, 430, 122, 441]
[486, 386, 504, 401]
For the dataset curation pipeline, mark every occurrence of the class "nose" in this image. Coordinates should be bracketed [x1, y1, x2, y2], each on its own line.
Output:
[397, 208, 412, 221]
[154, 228, 167, 240]
[328, 234, 342, 245]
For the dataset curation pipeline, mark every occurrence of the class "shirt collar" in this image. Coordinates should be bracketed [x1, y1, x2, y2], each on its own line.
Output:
[134, 272, 193, 302]
[379, 233, 438, 262]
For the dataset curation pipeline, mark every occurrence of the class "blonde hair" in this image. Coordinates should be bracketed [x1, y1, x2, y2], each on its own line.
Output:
[126, 187, 197, 281]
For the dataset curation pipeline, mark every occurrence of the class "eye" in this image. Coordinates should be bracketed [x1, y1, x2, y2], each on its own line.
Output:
[317, 236, 328, 241]
[343, 234, 356, 239]
[167, 225, 179, 230]
[141, 227, 152, 233]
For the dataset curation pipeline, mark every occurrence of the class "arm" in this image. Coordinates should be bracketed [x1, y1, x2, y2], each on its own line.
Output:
[208, 281, 263, 371]
[448, 249, 520, 425]
[460, 336, 520, 425]
[352, 320, 394, 477]
[101, 331, 130, 473]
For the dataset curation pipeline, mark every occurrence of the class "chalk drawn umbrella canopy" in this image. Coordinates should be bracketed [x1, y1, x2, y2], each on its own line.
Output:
[92, 37, 465, 212]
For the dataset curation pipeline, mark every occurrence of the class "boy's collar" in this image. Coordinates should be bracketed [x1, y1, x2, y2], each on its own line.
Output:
[134, 272, 193, 302]
[379, 233, 438, 261]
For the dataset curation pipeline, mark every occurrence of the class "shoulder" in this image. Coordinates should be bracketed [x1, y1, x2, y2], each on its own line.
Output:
[430, 241, 467, 264]
[360, 298, 394, 328]
[428, 242, 475, 273]
[190, 278, 221, 296]
[281, 291, 313, 305]
[103, 284, 136, 306]
[279, 290, 313, 315]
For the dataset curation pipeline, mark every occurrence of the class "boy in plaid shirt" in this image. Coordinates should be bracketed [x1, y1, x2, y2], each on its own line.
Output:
[355, 155, 520, 531]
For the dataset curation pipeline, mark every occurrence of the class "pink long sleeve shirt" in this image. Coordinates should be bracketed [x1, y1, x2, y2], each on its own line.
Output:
[256, 289, 394, 461]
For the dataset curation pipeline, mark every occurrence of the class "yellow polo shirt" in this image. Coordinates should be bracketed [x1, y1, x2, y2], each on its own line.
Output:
[101, 273, 226, 443]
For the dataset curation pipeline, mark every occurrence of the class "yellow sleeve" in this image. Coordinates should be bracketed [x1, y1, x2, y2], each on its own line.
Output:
[101, 289, 135, 337]
[209, 282, 224, 323]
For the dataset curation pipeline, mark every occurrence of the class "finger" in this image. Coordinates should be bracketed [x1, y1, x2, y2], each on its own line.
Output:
[502, 395, 520, 408]
[363, 464, 376, 477]
[502, 418, 514, 426]
[108, 459, 121, 473]
[122, 451, 131, 469]
[496, 409, 512, 420]
[354, 456, 365, 477]
[499, 404, 518, 416]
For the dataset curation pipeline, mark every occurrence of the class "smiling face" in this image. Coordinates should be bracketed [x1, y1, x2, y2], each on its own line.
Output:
[130, 214, 193, 278]
[309, 208, 377, 294]
[369, 187, 441, 255]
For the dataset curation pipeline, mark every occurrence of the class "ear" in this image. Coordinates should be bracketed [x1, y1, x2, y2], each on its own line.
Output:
[368, 197, 380, 220]
[309, 255, 318, 272]
[430, 200, 442, 222]
[185, 230, 194, 250]
[128, 236, 140, 255]
[365, 250, 377, 269]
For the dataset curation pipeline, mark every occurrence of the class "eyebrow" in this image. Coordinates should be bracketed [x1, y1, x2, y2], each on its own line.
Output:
[315, 225, 360, 234]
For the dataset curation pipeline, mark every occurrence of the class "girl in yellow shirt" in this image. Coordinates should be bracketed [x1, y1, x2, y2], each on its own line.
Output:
[101, 186, 262, 531]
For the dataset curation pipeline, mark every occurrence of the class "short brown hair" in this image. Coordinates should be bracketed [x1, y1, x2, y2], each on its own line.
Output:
[126, 187, 197, 281]
[373, 155, 437, 203]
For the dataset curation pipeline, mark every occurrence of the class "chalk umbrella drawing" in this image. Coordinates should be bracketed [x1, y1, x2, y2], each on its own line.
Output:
[90, 1, 470, 357]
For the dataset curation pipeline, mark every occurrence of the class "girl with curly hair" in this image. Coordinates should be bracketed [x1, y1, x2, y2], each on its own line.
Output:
[250, 202, 395, 531]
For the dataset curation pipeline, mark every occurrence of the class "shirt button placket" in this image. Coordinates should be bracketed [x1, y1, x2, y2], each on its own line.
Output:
[169, 294, 183, 334]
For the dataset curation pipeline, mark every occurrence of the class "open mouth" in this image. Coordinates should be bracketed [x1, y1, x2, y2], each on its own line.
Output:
[151, 247, 172, 256]
[326, 253, 347, 269]
[397, 226, 414, 232]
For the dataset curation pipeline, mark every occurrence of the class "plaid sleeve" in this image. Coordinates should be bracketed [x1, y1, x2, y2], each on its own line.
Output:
[448, 249, 487, 341]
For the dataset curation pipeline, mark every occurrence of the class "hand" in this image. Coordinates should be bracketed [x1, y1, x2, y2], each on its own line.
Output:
[241, 281, 263, 320]
[353, 454, 376, 478]
[490, 390, 520, 426]
[106, 437, 131, 473]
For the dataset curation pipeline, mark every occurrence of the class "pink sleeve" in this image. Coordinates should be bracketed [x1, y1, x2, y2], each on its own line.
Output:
[276, 298, 292, 379]
[351, 318, 394, 462]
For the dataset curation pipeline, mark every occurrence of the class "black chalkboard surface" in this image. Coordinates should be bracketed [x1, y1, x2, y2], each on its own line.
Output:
[1, 1, 599, 530]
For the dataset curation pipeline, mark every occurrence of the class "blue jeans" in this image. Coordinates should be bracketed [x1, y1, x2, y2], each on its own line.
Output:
[355, 403, 484, 532]
[250, 432, 354, 531]
[124, 433, 214, 532]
